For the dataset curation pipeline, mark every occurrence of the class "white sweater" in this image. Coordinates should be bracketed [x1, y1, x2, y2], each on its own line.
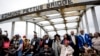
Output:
[92, 37, 100, 51]
[60, 45, 74, 56]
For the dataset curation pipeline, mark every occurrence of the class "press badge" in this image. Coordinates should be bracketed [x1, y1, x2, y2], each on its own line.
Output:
[33, 41, 36, 45]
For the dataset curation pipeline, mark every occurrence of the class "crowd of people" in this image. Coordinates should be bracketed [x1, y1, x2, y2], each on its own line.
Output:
[0, 28, 100, 56]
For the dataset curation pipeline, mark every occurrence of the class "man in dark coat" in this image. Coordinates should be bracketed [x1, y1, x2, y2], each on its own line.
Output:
[39, 44, 55, 56]
[43, 35, 53, 48]
[31, 31, 40, 52]
[0, 28, 3, 56]
[70, 31, 79, 56]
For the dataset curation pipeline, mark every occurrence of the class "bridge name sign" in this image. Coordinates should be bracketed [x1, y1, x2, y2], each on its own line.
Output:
[0, 0, 100, 21]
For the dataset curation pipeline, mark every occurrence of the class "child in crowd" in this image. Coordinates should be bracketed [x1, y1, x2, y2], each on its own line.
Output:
[83, 43, 97, 56]
[84, 44, 91, 52]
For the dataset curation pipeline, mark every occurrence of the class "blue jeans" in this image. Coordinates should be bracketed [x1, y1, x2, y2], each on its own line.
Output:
[26, 54, 32, 56]
[17, 50, 22, 56]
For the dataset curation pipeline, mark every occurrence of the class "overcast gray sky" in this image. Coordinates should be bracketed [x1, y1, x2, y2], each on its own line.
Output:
[0, 0, 50, 14]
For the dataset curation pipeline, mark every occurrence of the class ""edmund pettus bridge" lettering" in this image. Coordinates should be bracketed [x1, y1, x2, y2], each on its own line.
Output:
[1, 0, 72, 20]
